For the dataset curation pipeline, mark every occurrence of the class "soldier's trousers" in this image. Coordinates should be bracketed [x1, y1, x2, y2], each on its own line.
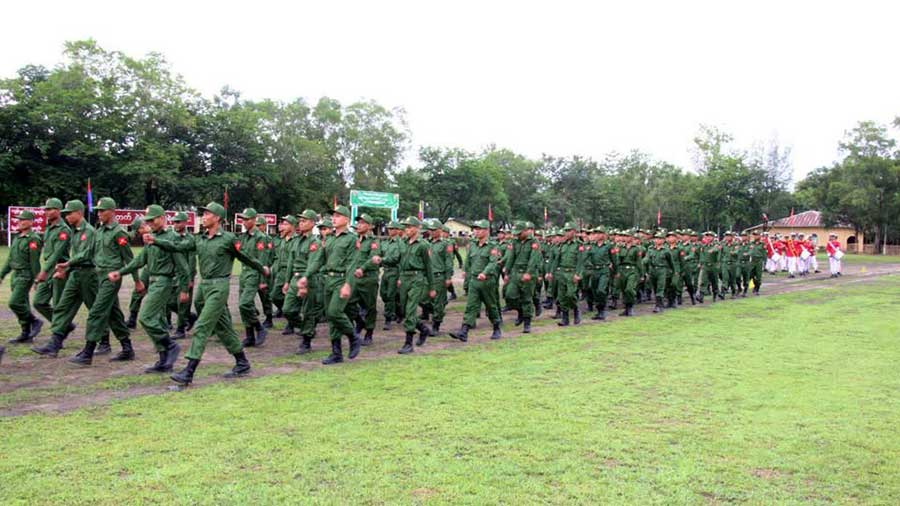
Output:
[592, 269, 610, 309]
[648, 269, 671, 299]
[138, 276, 176, 352]
[740, 264, 752, 291]
[700, 265, 720, 297]
[51, 268, 98, 335]
[750, 261, 763, 292]
[349, 273, 379, 330]
[618, 267, 639, 306]
[186, 278, 243, 360]
[175, 281, 194, 329]
[420, 273, 448, 325]
[722, 263, 738, 293]
[581, 270, 594, 303]
[128, 269, 150, 316]
[32, 277, 64, 322]
[505, 269, 536, 319]
[258, 282, 273, 319]
[380, 268, 399, 321]
[398, 272, 428, 333]
[323, 274, 354, 342]
[284, 275, 322, 338]
[84, 271, 130, 344]
[238, 274, 262, 327]
[682, 266, 698, 296]
[8, 271, 35, 328]
[556, 269, 578, 311]
[462, 275, 500, 327]
[272, 273, 288, 313]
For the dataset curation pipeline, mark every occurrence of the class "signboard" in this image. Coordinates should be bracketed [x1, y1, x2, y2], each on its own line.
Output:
[349, 190, 400, 222]
[7, 207, 47, 245]
[235, 213, 277, 229]
[7, 207, 196, 244]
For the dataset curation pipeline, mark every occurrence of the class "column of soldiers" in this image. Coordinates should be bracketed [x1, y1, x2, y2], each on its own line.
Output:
[4, 200, 790, 374]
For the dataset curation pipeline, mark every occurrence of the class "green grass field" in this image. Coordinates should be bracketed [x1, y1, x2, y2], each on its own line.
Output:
[1, 271, 898, 504]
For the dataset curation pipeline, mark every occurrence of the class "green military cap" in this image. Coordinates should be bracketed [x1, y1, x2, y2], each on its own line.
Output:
[172, 212, 188, 222]
[43, 198, 63, 210]
[281, 215, 298, 226]
[666, 230, 677, 237]
[132, 217, 144, 229]
[402, 216, 422, 227]
[562, 221, 578, 231]
[333, 205, 351, 218]
[238, 208, 257, 219]
[17, 210, 36, 220]
[424, 219, 439, 231]
[471, 219, 490, 229]
[510, 220, 526, 234]
[199, 202, 226, 219]
[387, 220, 404, 230]
[95, 197, 117, 211]
[523, 221, 534, 230]
[632, 232, 642, 238]
[723, 231, 733, 237]
[61, 200, 86, 214]
[144, 204, 165, 221]
[256, 216, 267, 226]
[594, 225, 606, 233]
[298, 209, 317, 221]
[654, 232, 665, 239]
[318, 217, 333, 228]
[356, 213, 374, 224]
[441, 224, 450, 233]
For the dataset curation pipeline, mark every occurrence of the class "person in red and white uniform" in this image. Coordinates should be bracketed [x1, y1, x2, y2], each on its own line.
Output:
[825, 233, 843, 277]
[763, 232, 776, 274]
[784, 233, 798, 278]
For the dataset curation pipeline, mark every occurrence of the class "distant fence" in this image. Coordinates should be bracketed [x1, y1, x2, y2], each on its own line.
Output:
[861, 244, 900, 256]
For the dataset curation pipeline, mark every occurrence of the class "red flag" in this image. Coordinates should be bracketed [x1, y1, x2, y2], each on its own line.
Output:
[333, 195, 338, 210]
[418, 201, 424, 220]
[223, 187, 229, 210]
[544, 206, 548, 224]
[488, 203, 493, 222]
[657, 208, 661, 226]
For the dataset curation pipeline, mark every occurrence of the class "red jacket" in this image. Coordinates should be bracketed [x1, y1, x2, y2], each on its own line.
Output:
[826, 240, 841, 255]
[784, 239, 797, 257]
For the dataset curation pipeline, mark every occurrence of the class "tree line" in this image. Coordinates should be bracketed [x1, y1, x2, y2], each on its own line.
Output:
[1, 40, 898, 250]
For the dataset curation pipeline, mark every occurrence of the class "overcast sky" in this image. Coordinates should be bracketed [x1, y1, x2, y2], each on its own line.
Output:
[3, 1, 898, 182]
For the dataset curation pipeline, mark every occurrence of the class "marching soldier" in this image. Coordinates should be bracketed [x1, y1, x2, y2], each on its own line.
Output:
[588, 226, 614, 320]
[273, 215, 297, 334]
[283, 210, 323, 354]
[697, 232, 721, 303]
[235, 208, 270, 348]
[126, 218, 151, 329]
[162, 202, 270, 386]
[171, 212, 197, 339]
[450, 220, 502, 342]
[67, 197, 137, 365]
[1, 210, 43, 343]
[552, 222, 585, 326]
[349, 214, 383, 345]
[394, 216, 436, 353]
[32, 201, 101, 357]
[616, 233, 643, 316]
[379, 221, 404, 331]
[504, 221, 543, 333]
[110, 205, 185, 372]
[646, 233, 674, 313]
[257, 215, 276, 328]
[423, 219, 452, 337]
[748, 232, 767, 293]
[31, 198, 70, 336]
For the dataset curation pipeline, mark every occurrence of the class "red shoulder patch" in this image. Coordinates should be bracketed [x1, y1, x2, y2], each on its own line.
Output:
[446, 245, 454, 253]
[29, 241, 38, 250]
[679, 250, 685, 256]
[256, 242, 265, 251]
[507, 244, 513, 250]
[372, 242, 379, 250]
[355, 240, 361, 250]
[578, 245, 585, 252]
[309, 243, 318, 252]
[59, 232, 68, 241]
[117, 236, 128, 247]
[267, 242, 274, 249]
[490, 248, 499, 256]
[611, 247, 619, 254]
[637, 250, 643, 257]
[234, 242, 242, 251]
[80, 233, 87, 241]
[531, 242, 539, 250]
[426, 248, 432, 257]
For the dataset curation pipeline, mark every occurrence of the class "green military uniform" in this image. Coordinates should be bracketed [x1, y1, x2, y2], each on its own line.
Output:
[168, 202, 267, 386]
[271, 217, 296, 327]
[616, 235, 644, 316]
[588, 228, 614, 320]
[349, 214, 383, 343]
[748, 234, 767, 295]
[171, 213, 197, 338]
[282, 210, 324, 353]
[257, 216, 276, 327]
[395, 216, 434, 353]
[503, 221, 543, 332]
[553, 223, 586, 326]
[127, 218, 150, 328]
[316, 206, 361, 364]
[418, 220, 450, 336]
[646, 235, 676, 312]
[450, 220, 502, 341]
[379, 221, 404, 330]
[679, 232, 699, 305]
[721, 234, 740, 297]
[1, 211, 42, 341]
[698, 233, 721, 303]
[32, 201, 99, 357]
[32, 198, 70, 326]
[118, 205, 187, 372]
[71, 198, 136, 364]
[236, 208, 270, 347]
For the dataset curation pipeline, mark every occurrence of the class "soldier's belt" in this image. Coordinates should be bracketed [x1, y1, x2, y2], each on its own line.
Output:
[621, 265, 636, 269]
[558, 267, 576, 272]
[200, 276, 230, 284]
[401, 270, 424, 275]
[149, 275, 174, 282]
[324, 272, 345, 277]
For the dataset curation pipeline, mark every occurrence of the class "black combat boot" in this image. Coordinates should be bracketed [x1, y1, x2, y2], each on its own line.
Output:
[296, 335, 313, 355]
[275, 308, 284, 319]
[254, 322, 267, 346]
[573, 306, 582, 325]
[586, 300, 594, 312]
[31, 333, 65, 357]
[322, 340, 343, 365]
[171, 359, 200, 386]
[126, 311, 138, 329]
[514, 310, 524, 326]
[281, 324, 295, 336]
[383, 317, 392, 331]
[666, 297, 676, 309]
[619, 304, 634, 317]
[557, 310, 570, 326]
[347, 331, 361, 360]
[145, 338, 181, 373]
[8, 323, 33, 344]
[27, 315, 43, 339]
[398, 332, 415, 354]
[450, 324, 469, 343]
[69, 341, 97, 366]
[224, 351, 251, 378]
[362, 329, 373, 346]
[262, 315, 273, 328]
[242, 326, 256, 347]
[110, 338, 135, 361]
[608, 297, 618, 310]
[64, 322, 76, 338]
[96, 336, 112, 356]
[431, 321, 441, 336]
[676, 295, 683, 306]
[523, 318, 532, 334]
[543, 297, 554, 309]
[415, 322, 430, 346]
[552, 304, 561, 319]
[592, 309, 607, 321]
[186, 312, 198, 331]
[689, 291, 697, 305]
[534, 299, 543, 317]
[173, 325, 187, 340]
[0, 346, 4, 365]
[490, 322, 502, 340]
[653, 296, 664, 313]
